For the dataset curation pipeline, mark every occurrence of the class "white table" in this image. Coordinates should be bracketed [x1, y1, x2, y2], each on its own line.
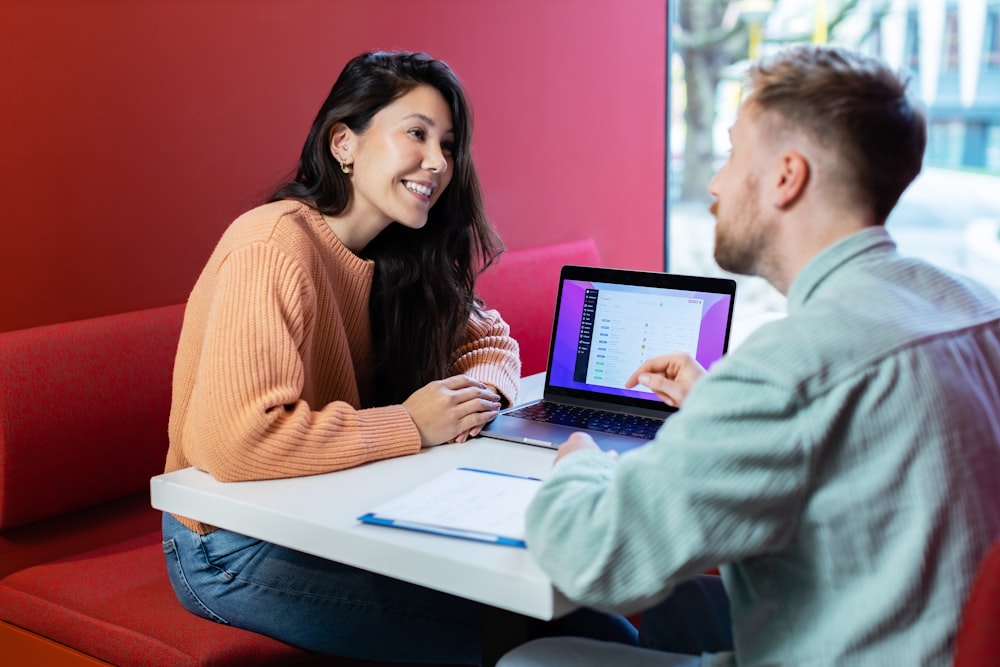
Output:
[149, 374, 568, 664]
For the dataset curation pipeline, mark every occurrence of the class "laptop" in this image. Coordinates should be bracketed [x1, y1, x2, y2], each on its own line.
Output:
[480, 265, 737, 453]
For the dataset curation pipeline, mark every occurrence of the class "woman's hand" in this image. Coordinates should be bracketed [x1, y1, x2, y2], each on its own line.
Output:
[403, 375, 501, 447]
[625, 353, 706, 408]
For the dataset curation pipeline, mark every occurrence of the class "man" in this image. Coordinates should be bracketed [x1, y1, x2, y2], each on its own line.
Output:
[499, 44, 1000, 666]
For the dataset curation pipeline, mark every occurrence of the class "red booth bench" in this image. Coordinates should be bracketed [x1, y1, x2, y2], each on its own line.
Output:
[0, 304, 348, 665]
[0, 238, 600, 666]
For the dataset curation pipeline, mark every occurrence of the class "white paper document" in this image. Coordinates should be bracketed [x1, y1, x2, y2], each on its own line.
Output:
[358, 467, 543, 547]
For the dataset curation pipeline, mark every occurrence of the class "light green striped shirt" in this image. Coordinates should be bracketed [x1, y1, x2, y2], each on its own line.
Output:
[525, 226, 1000, 666]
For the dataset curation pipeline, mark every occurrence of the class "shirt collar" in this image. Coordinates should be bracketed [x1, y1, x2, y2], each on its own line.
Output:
[786, 226, 898, 311]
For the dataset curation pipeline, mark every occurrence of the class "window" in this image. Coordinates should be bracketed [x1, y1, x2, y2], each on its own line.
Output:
[985, 7, 1000, 69]
[987, 124, 1000, 171]
[943, 7, 960, 72]
[667, 0, 1000, 324]
[927, 120, 965, 167]
[904, 9, 919, 72]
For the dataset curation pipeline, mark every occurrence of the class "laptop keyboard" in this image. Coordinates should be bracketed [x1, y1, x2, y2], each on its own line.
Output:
[506, 402, 664, 440]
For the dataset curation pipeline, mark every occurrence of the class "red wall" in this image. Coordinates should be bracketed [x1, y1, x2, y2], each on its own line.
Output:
[0, 0, 665, 333]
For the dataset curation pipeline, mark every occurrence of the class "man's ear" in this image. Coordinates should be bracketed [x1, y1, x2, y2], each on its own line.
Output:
[774, 151, 810, 208]
[329, 122, 355, 164]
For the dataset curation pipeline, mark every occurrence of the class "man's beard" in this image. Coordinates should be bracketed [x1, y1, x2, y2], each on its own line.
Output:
[711, 194, 769, 278]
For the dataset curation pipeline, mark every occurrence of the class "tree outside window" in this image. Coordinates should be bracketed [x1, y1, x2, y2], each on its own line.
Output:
[668, 0, 1000, 327]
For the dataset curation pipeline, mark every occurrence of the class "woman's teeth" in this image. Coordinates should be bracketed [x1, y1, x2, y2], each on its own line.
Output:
[405, 181, 432, 197]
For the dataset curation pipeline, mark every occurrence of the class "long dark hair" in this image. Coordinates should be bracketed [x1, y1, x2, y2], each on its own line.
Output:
[271, 51, 503, 406]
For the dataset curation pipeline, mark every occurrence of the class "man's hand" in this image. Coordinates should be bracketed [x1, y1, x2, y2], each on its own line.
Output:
[403, 376, 501, 446]
[554, 432, 613, 465]
[625, 352, 706, 408]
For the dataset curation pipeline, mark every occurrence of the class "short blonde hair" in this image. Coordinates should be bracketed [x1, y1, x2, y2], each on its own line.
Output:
[746, 44, 926, 223]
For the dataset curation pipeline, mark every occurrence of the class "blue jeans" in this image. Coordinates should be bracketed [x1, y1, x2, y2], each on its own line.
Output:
[639, 574, 733, 655]
[497, 575, 734, 667]
[162, 513, 637, 664]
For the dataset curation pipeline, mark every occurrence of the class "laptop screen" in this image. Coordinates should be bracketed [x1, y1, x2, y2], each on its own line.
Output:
[545, 266, 736, 410]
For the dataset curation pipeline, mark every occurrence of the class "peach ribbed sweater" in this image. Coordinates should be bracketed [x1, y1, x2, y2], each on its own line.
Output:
[166, 200, 520, 533]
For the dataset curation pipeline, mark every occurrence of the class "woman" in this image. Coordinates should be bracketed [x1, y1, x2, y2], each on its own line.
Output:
[162, 51, 636, 664]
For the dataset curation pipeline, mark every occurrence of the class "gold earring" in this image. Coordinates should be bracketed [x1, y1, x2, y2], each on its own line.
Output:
[340, 161, 352, 175]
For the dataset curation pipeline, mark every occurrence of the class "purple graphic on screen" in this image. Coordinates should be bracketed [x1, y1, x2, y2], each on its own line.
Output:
[548, 280, 732, 402]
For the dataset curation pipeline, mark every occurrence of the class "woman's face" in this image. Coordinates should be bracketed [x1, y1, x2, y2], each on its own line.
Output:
[337, 84, 455, 235]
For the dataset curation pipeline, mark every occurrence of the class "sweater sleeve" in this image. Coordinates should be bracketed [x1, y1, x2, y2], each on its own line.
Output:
[449, 307, 521, 405]
[179, 243, 421, 482]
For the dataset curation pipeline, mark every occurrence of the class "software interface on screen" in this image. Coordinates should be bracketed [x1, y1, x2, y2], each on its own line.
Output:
[549, 280, 732, 403]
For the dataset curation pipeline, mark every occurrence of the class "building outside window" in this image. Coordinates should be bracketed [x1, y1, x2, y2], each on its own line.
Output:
[667, 0, 1000, 326]
[985, 6, 1000, 68]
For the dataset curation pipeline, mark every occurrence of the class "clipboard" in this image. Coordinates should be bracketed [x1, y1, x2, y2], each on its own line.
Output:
[357, 467, 543, 548]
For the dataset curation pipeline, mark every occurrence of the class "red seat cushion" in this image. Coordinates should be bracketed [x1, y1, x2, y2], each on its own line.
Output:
[0, 531, 471, 666]
[0, 531, 338, 666]
[0, 491, 160, 580]
[954, 538, 1000, 666]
